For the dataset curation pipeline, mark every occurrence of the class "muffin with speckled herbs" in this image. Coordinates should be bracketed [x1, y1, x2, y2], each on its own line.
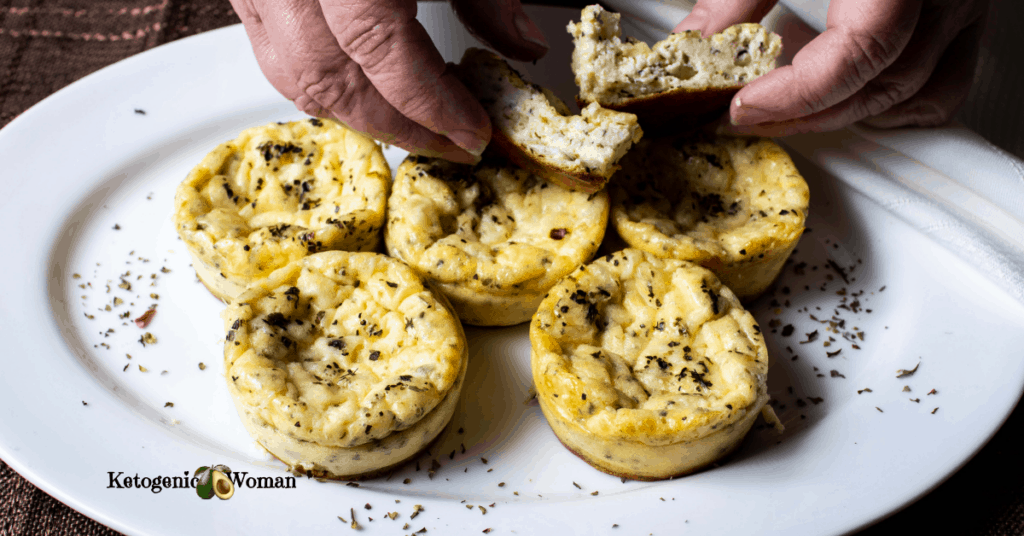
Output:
[223, 251, 468, 480]
[173, 119, 390, 303]
[385, 153, 610, 326]
[530, 249, 769, 480]
[609, 133, 808, 301]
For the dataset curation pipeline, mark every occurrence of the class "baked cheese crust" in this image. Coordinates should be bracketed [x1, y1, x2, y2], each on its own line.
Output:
[385, 155, 609, 326]
[611, 135, 808, 301]
[173, 119, 390, 302]
[568, 5, 781, 129]
[223, 251, 467, 479]
[454, 47, 642, 193]
[530, 249, 768, 480]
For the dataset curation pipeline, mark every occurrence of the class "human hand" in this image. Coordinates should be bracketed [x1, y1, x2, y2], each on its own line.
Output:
[229, 0, 550, 163]
[675, 0, 989, 136]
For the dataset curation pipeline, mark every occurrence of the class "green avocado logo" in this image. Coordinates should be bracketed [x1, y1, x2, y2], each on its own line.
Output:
[195, 465, 234, 500]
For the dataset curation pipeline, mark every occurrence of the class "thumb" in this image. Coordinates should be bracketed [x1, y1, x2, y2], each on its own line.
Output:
[674, 0, 780, 36]
[450, 0, 548, 61]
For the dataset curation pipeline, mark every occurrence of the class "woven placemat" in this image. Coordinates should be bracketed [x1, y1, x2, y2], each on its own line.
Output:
[1, 1, 1022, 535]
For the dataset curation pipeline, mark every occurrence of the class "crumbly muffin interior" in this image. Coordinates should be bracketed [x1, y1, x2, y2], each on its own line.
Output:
[568, 5, 781, 105]
[455, 47, 642, 179]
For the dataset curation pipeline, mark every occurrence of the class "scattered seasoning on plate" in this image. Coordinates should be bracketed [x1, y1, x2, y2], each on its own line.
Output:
[896, 361, 920, 378]
[164, 402, 174, 408]
[138, 365, 148, 372]
[81, 401, 88, 406]
[932, 407, 939, 414]
[134, 308, 157, 328]
[876, 407, 883, 413]
[857, 388, 872, 394]
[410, 504, 424, 519]
[572, 481, 581, 489]
[927, 389, 938, 395]
[830, 370, 845, 378]
[198, 363, 206, 370]
[134, 109, 146, 115]
[113, 224, 121, 230]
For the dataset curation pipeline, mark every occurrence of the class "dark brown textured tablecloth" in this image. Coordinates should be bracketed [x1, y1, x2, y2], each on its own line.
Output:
[1, 1, 1022, 535]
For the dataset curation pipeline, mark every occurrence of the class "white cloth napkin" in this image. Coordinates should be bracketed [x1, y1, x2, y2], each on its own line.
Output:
[599, 0, 1024, 304]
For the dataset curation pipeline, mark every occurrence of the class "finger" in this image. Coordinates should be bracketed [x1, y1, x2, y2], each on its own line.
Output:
[230, 0, 295, 91]
[252, 0, 480, 163]
[450, 0, 548, 62]
[729, 0, 921, 126]
[863, 11, 985, 128]
[320, 0, 491, 156]
[726, 0, 984, 135]
[674, 0, 780, 36]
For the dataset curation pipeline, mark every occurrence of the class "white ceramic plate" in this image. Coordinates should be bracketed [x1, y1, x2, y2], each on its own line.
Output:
[2, 5, 1023, 536]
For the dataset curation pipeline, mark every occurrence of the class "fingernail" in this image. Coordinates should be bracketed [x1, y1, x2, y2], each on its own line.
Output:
[514, 13, 548, 49]
[446, 129, 489, 157]
[732, 99, 773, 126]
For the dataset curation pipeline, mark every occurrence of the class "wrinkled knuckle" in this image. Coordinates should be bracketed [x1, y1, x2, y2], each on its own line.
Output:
[843, 29, 899, 84]
[338, 17, 402, 74]
[863, 77, 914, 116]
[295, 65, 356, 114]
[793, 85, 830, 116]
[291, 95, 328, 118]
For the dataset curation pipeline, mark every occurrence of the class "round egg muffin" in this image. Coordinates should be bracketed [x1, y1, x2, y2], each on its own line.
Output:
[385, 155, 610, 326]
[610, 134, 808, 301]
[530, 249, 768, 480]
[173, 119, 390, 303]
[223, 251, 467, 480]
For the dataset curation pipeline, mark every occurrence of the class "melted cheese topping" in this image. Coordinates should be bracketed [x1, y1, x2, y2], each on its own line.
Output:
[173, 119, 389, 298]
[386, 155, 608, 303]
[224, 252, 465, 449]
[569, 5, 781, 105]
[611, 135, 808, 264]
[455, 48, 642, 179]
[531, 249, 767, 446]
